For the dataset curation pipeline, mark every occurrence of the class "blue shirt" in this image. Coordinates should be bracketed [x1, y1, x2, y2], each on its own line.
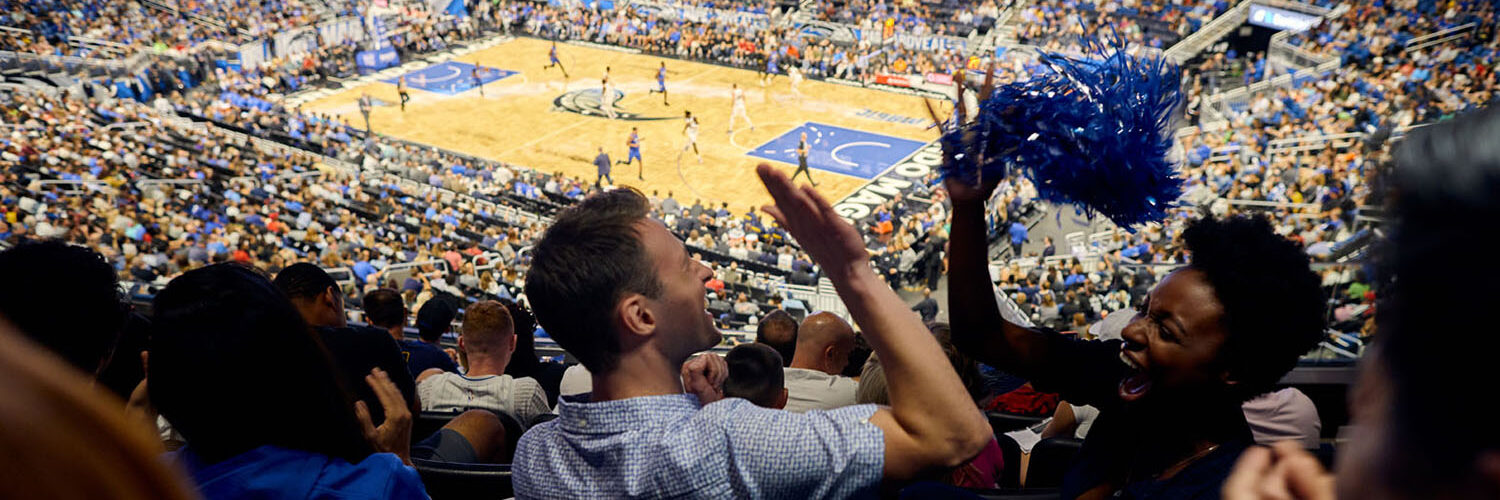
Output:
[400, 339, 457, 377]
[514, 393, 884, 499]
[1009, 221, 1028, 245]
[176, 445, 425, 499]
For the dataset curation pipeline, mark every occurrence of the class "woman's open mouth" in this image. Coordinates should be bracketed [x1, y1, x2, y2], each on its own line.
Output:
[1119, 351, 1152, 403]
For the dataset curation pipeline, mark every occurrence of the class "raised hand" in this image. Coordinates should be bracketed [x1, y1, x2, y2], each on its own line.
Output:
[354, 367, 413, 465]
[756, 163, 870, 280]
[934, 63, 1004, 206]
[681, 352, 728, 405]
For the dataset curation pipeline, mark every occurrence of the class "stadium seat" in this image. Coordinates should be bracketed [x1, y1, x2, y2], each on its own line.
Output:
[970, 488, 1063, 499]
[413, 411, 462, 446]
[993, 433, 1023, 489]
[986, 410, 1045, 434]
[1025, 437, 1084, 489]
[411, 459, 513, 500]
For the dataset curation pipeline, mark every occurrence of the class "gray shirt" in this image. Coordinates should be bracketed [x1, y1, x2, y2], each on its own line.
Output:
[783, 367, 859, 413]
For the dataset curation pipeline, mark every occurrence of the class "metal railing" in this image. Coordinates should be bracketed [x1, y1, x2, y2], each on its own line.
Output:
[1165, 0, 1251, 64]
[0, 49, 153, 79]
[1405, 22, 1477, 53]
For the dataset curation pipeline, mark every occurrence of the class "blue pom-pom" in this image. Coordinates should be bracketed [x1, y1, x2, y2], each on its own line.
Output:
[939, 32, 1184, 227]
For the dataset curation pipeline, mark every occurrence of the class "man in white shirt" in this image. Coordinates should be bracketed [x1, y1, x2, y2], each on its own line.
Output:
[417, 300, 552, 427]
[782, 312, 859, 413]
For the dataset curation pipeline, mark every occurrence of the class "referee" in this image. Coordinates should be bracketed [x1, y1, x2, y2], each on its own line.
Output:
[791, 132, 816, 186]
[397, 76, 410, 112]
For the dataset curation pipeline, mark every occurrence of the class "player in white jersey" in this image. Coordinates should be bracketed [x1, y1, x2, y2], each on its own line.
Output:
[601, 78, 618, 119]
[728, 83, 754, 133]
[789, 64, 804, 100]
[678, 110, 702, 165]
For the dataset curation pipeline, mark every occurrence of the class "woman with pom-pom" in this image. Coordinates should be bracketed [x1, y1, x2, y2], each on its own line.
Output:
[945, 73, 1328, 498]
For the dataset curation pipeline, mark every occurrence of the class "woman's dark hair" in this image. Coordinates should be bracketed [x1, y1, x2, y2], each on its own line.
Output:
[931, 323, 986, 403]
[1182, 215, 1325, 401]
[0, 240, 127, 376]
[525, 188, 661, 373]
[149, 263, 372, 465]
[1377, 104, 1500, 495]
[500, 298, 540, 377]
[841, 333, 872, 379]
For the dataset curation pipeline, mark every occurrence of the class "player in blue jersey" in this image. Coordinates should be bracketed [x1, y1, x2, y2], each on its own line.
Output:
[615, 126, 645, 180]
[472, 64, 486, 97]
[647, 62, 669, 106]
[543, 42, 569, 78]
[760, 53, 778, 86]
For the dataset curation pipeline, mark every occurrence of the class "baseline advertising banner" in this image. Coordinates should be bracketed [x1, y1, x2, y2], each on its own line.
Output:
[875, 74, 912, 87]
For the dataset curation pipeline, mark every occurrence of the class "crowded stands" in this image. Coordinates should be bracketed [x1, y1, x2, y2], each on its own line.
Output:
[5, 0, 1499, 496]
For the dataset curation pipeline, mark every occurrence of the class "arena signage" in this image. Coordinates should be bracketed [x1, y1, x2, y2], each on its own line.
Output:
[833, 139, 943, 221]
[792, 20, 859, 45]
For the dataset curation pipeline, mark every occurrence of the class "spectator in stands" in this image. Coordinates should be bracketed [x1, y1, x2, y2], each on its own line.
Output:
[754, 308, 798, 367]
[912, 287, 939, 323]
[722, 343, 788, 410]
[362, 288, 409, 343]
[149, 264, 427, 497]
[0, 317, 197, 500]
[950, 136, 1326, 498]
[1225, 103, 1500, 500]
[274, 264, 418, 422]
[783, 311, 860, 413]
[732, 292, 758, 315]
[1240, 387, 1321, 449]
[416, 301, 550, 427]
[0, 240, 128, 381]
[513, 184, 990, 496]
[402, 299, 460, 377]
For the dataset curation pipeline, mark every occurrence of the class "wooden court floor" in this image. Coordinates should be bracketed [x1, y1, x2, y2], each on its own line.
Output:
[303, 37, 943, 213]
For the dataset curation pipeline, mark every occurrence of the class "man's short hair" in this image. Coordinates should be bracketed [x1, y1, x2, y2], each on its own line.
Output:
[755, 309, 798, 367]
[415, 300, 457, 342]
[0, 240, 127, 376]
[361, 288, 406, 329]
[273, 263, 337, 301]
[461, 300, 514, 354]
[524, 188, 661, 373]
[723, 344, 784, 408]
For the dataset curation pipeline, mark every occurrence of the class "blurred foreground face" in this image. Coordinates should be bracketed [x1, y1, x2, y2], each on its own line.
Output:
[1334, 348, 1393, 500]
[0, 319, 196, 500]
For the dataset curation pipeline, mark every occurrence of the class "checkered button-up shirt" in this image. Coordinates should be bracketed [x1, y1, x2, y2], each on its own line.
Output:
[513, 393, 885, 499]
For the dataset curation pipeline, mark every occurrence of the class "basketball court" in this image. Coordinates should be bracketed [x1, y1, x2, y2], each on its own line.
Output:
[300, 37, 945, 212]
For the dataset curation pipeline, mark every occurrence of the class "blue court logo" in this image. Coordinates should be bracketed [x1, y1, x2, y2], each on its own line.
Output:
[384, 61, 516, 95]
[747, 122, 928, 180]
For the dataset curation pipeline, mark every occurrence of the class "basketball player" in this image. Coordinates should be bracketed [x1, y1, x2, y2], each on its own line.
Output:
[647, 62, 669, 106]
[760, 52, 778, 87]
[788, 64, 804, 101]
[728, 83, 754, 133]
[543, 42, 569, 78]
[616, 127, 645, 180]
[792, 131, 816, 186]
[678, 110, 703, 166]
[472, 65, 485, 97]
[600, 77, 618, 119]
[396, 76, 410, 112]
[357, 92, 373, 133]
